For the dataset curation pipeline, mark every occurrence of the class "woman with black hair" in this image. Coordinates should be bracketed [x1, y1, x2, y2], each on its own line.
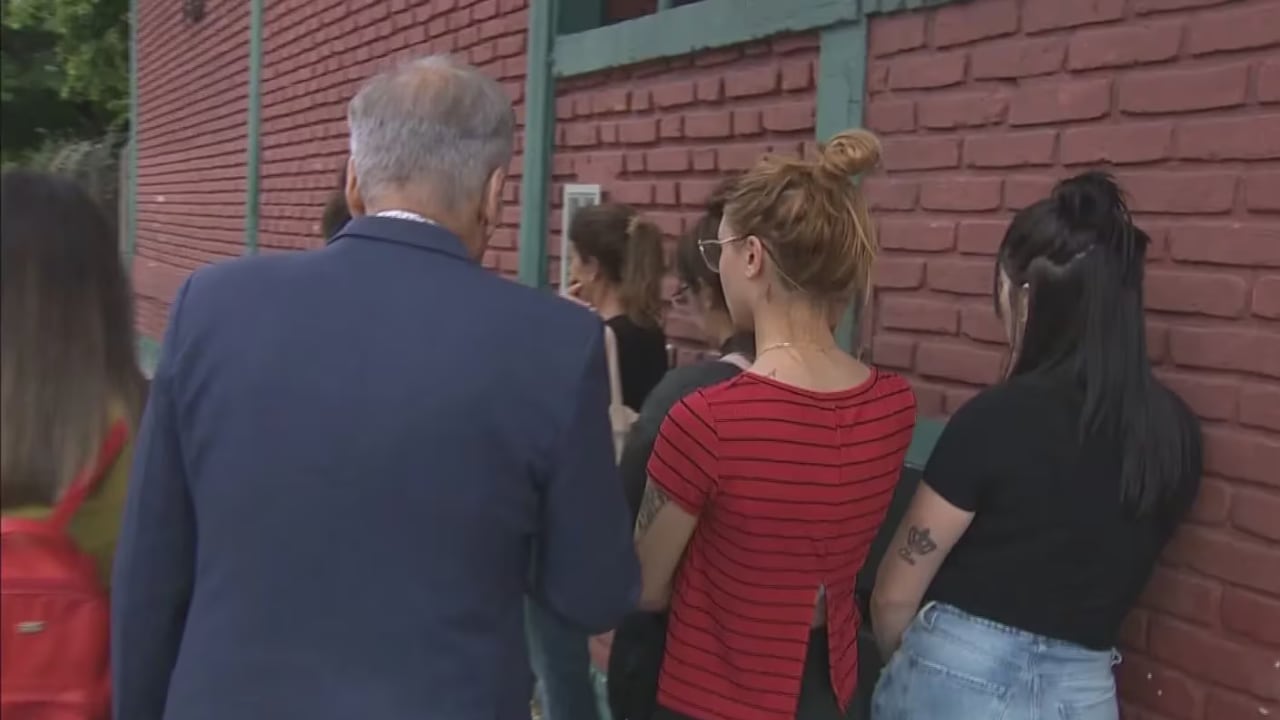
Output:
[870, 172, 1202, 720]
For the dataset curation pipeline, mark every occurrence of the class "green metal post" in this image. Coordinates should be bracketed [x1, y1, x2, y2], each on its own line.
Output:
[126, 0, 139, 269]
[517, 0, 559, 287]
[657, 0, 674, 10]
[244, 0, 264, 254]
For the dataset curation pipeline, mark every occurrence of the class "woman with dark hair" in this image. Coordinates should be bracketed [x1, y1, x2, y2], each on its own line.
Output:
[566, 203, 669, 412]
[1, 170, 148, 582]
[870, 172, 1202, 720]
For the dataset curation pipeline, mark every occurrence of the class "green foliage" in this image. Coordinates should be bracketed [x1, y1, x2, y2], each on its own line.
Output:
[1, 0, 129, 164]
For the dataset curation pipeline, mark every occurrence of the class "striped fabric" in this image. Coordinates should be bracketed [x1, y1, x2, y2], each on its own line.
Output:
[647, 370, 917, 720]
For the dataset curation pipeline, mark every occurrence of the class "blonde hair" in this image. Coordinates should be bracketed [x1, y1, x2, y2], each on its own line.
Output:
[723, 129, 880, 305]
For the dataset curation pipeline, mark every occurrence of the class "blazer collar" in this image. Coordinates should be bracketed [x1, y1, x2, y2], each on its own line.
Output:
[335, 216, 474, 263]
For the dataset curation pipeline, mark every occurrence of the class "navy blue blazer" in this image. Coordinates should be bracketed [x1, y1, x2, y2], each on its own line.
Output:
[112, 217, 640, 720]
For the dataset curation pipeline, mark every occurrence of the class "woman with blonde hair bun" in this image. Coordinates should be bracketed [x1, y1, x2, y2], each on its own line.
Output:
[632, 130, 918, 720]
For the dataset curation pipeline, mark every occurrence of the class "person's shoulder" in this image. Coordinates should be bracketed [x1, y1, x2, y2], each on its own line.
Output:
[648, 361, 741, 408]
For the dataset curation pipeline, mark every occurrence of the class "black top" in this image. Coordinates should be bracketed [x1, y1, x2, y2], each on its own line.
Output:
[618, 334, 754, 521]
[606, 315, 669, 413]
[923, 374, 1201, 650]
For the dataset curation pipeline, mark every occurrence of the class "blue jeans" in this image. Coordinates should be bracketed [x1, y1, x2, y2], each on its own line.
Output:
[526, 597, 601, 720]
[872, 603, 1120, 720]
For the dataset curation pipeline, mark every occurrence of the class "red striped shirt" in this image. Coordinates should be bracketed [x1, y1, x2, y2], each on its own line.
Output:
[647, 369, 916, 720]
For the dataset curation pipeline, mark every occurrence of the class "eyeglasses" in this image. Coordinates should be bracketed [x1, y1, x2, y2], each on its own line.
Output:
[697, 236, 745, 273]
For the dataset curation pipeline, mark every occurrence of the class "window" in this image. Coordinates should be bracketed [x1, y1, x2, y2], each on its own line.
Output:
[559, 0, 710, 35]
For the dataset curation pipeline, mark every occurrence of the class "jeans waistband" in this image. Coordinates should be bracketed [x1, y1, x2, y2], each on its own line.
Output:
[916, 602, 1121, 667]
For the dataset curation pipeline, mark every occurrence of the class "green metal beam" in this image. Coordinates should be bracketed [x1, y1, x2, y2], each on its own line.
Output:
[554, 0, 861, 78]
[517, 0, 559, 287]
[816, 20, 868, 355]
[126, 0, 139, 270]
[244, 0, 264, 254]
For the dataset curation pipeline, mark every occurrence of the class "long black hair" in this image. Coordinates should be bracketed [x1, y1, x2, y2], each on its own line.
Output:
[996, 171, 1201, 516]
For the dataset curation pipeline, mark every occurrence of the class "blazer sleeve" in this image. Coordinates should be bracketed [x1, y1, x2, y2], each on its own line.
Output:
[532, 326, 640, 634]
[111, 276, 199, 720]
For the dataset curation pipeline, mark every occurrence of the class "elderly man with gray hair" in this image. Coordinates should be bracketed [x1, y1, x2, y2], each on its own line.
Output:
[111, 56, 640, 720]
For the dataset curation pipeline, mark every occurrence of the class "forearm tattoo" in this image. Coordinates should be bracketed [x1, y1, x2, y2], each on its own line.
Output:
[896, 525, 937, 566]
[636, 483, 670, 535]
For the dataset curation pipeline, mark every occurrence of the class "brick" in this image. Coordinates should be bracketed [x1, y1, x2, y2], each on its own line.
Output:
[1254, 275, 1280, 320]
[1168, 221, 1280, 266]
[1134, 0, 1233, 14]
[881, 137, 961, 171]
[1156, 370, 1237, 422]
[694, 78, 721, 103]
[1145, 269, 1249, 318]
[964, 131, 1056, 168]
[920, 178, 1003, 212]
[873, 257, 926, 289]
[1067, 20, 1183, 71]
[725, 67, 779, 98]
[1261, 59, 1280, 104]
[879, 218, 956, 252]
[761, 102, 813, 132]
[1119, 609, 1149, 651]
[618, 118, 658, 145]
[870, 334, 915, 370]
[718, 142, 774, 171]
[1141, 566, 1221, 625]
[676, 179, 720, 207]
[1170, 326, 1280, 378]
[781, 59, 813, 92]
[944, 388, 979, 415]
[916, 342, 1005, 386]
[1187, 477, 1231, 525]
[887, 51, 967, 90]
[591, 88, 630, 115]
[658, 116, 683, 140]
[1222, 588, 1280, 647]
[562, 123, 598, 147]
[733, 109, 762, 136]
[1240, 380, 1280, 432]
[773, 33, 820, 55]
[931, 0, 1019, 48]
[1004, 176, 1056, 210]
[1176, 115, 1280, 161]
[609, 182, 654, 206]
[867, 62, 889, 93]
[1149, 615, 1276, 697]
[690, 148, 715, 172]
[684, 111, 731, 139]
[869, 13, 926, 56]
[645, 148, 690, 173]
[926, 258, 993, 296]
[970, 37, 1066, 79]
[1232, 487, 1280, 543]
[650, 80, 696, 108]
[918, 91, 1009, 129]
[1124, 173, 1238, 215]
[909, 380, 946, 417]
[1009, 78, 1111, 126]
[1205, 425, 1280, 486]
[654, 181, 677, 206]
[1025, 0, 1125, 32]
[1187, 2, 1280, 55]
[1061, 123, 1173, 166]
[960, 305, 1006, 344]
[879, 297, 957, 334]
[1119, 64, 1249, 114]
[957, 219, 1008, 256]
[1115, 653, 1205, 720]
[865, 99, 915, 134]
[1244, 170, 1280, 212]
[863, 178, 918, 211]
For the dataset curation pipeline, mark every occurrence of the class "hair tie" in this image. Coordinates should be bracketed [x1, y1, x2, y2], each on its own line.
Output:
[625, 213, 643, 238]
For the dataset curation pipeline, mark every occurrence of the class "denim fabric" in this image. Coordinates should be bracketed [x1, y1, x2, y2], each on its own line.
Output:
[527, 598, 602, 720]
[872, 603, 1120, 720]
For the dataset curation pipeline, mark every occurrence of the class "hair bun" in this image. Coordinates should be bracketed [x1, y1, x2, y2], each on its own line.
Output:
[817, 129, 881, 177]
[1052, 171, 1128, 229]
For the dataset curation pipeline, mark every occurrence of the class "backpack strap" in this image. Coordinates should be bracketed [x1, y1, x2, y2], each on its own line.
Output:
[47, 419, 130, 533]
[603, 324, 626, 410]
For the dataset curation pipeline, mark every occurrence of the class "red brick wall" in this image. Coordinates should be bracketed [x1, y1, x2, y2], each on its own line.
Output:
[549, 35, 820, 360]
[863, 1, 1279, 717]
[133, 0, 250, 339]
[133, 0, 529, 336]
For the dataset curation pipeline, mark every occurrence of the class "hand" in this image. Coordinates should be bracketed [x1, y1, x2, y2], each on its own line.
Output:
[564, 282, 593, 310]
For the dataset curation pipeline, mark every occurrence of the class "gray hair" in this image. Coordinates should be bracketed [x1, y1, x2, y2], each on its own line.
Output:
[347, 55, 515, 209]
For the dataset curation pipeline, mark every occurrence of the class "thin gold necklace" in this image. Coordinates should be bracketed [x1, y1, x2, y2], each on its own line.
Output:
[756, 341, 838, 356]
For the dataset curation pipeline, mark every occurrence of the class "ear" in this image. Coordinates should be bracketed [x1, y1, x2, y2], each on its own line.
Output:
[483, 167, 507, 227]
[344, 156, 365, 217]
[742, 234, 766, 279]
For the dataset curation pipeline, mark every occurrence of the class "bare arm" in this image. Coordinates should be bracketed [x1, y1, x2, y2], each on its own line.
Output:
[633, 480, 698, 611]
[871, 482, 974, 658]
